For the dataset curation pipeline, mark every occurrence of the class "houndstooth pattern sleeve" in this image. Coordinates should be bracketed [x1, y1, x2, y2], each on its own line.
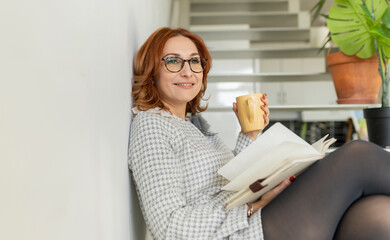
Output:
[234, 133, 254, 156]
[129, 110, 264, 240]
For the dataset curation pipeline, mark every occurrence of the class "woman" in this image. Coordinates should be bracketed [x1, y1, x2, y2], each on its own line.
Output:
[129, 27, 390, 240]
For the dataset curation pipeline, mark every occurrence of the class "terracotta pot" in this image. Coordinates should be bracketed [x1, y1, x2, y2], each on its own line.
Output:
[326, 52, 381, 104]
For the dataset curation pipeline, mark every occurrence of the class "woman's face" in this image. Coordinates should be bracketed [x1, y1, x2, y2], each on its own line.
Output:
[155, 36, 203, 111]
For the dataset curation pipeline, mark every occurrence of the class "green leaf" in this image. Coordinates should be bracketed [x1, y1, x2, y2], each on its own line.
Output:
[320, 13, 329, 19]
[373, 27, 390, 38]
[327, 0, 389, 58]
[318, 32, 332, 54]
[383, 6, 390, 28]
[310, 0, 327, 23]
[365, 0, 387, 20]
[371, 28, 390, 57]
[359, 1, 372, 18]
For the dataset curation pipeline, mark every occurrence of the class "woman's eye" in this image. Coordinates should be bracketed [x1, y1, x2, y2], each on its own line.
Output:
[190, 58, 200, 64]
[166, 58, 180, 64]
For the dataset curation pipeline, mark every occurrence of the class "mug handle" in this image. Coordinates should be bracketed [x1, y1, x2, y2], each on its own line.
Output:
[247, 98, 255, 123]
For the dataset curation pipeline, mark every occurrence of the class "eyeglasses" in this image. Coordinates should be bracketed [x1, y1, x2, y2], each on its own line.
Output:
[161, 56, 207, 73]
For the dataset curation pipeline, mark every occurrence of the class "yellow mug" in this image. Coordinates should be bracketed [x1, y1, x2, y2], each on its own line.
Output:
[236, 93, 265, 132]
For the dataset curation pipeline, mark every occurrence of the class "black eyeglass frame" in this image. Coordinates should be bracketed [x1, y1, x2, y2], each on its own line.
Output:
[161, 56, 208, 73]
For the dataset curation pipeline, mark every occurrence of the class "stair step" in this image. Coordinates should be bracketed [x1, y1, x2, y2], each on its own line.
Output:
[190, 24, 250, 31]
[191, 11, 295, 17]
[191, 11, 299, 27]
[191, 1, 288, 13]
[207, 72, 332, 82]
[209, 47, 327, 59]
[191, 0, 288, 3]
[250, 41, 313, 48]
[194, 28, 310, 42]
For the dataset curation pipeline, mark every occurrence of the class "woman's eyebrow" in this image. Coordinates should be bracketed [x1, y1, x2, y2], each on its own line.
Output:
[163, 53, 200, 57]
[164, 53, 180, 57]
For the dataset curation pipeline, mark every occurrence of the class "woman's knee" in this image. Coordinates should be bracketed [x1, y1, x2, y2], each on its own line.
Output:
[327, 140, 378, 168]
[340, 140, 376, 155]
[334, 195, 390, 240]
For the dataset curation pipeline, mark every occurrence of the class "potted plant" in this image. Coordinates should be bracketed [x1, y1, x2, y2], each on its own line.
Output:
[312, 0, 390, 148]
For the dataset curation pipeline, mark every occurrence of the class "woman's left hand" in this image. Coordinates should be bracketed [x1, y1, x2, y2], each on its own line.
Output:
[233, 94, 270, 140]
[251, 176, 296, 213]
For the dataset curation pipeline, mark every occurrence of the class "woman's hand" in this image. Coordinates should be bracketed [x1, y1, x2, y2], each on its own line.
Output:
[251, 176, 296, 213]
[233, 94, 270, 140]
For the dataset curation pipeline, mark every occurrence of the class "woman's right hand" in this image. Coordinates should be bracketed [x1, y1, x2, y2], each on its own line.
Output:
[233, 94, 270, 140]
[251, 176, 296, 213]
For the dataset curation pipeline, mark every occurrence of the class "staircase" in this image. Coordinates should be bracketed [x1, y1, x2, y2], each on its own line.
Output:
[175, 0, 378, 148]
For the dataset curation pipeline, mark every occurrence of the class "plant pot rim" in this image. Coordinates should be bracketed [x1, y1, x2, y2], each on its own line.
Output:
[363, 107, 390, 118]
[326, 52, 378, 67]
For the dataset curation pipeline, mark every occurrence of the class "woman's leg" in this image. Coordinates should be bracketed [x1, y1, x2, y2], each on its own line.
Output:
[261, 140, 390, 240]
[334, 195, 390, 240]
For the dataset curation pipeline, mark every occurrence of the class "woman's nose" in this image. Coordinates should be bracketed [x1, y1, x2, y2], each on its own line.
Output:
[180, 61, 193, 77]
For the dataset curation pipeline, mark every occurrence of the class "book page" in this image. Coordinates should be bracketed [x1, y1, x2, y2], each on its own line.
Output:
[311, 135, 337, 154]
[311, 134, 329, 153]
[218, 122, 315, 181]
[261, 157, 320, 185]
[222, 141, 319, 191]
[225, 158, 317, 210]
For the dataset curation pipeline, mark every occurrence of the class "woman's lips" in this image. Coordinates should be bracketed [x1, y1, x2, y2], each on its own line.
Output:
[174, 83, 195, 89]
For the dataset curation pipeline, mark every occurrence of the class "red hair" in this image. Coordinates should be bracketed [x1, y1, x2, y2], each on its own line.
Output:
[132, 27, 211, 115]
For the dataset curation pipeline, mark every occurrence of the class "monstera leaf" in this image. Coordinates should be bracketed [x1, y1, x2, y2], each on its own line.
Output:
[371, 27, 390, 58]
[327, 0, 389, 58]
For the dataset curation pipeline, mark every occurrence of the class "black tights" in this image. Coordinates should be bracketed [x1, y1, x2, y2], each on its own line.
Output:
[262, 140, 390, 240]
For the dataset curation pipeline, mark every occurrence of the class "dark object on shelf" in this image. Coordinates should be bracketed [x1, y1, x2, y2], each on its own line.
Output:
[363, 107, 390, 149]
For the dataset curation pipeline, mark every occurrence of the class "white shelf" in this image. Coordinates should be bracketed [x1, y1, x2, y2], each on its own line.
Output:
[207, 72, 331, 82]
[208, 104, 381, 112]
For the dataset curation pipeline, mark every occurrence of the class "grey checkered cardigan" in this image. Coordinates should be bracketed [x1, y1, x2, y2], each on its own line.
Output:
[129, 108, 264, 240]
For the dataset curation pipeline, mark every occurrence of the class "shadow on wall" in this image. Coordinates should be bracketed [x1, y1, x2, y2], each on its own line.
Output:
[129, 173, 147, 240]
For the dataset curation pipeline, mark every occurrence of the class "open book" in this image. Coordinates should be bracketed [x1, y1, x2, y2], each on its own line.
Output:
[218, 122, 336, 210]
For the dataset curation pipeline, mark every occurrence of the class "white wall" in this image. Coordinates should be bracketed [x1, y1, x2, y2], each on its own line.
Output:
[0, 0, 171, 239]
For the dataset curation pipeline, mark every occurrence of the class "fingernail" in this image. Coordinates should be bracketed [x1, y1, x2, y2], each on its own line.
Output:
[289, 176, 296, 182]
